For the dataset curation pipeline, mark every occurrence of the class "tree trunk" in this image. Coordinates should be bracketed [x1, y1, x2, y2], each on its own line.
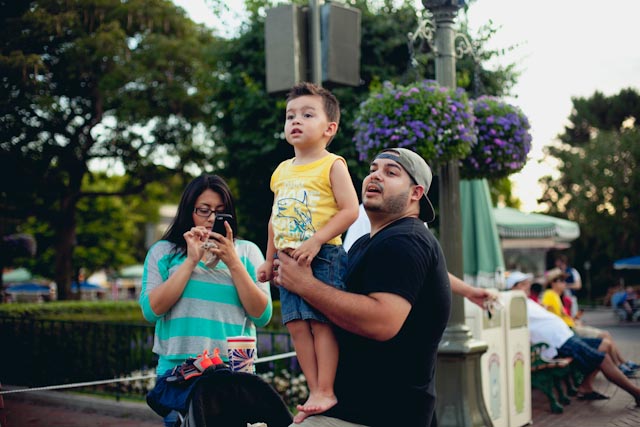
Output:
[53, 193, 79, 301]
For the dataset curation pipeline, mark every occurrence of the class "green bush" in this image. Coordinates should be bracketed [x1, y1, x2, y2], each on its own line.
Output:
[0, 299, 285, 329]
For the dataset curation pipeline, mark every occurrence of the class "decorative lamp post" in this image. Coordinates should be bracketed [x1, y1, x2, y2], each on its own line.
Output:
[421, 1, 493, 426]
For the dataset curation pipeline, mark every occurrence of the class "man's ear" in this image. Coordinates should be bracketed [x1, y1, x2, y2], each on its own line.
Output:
[411, 184, 425, 202]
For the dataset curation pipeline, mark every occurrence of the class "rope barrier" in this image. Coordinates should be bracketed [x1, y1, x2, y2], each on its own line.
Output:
[0, 350, 297, 395]
[256, 351, 297, 364]
[0, 375, 156, 395]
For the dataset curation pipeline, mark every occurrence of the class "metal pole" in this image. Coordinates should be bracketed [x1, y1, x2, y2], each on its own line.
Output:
[422, 2, 492, 426]
[584, 261, 592, 307]
[309, 0, 323, 85]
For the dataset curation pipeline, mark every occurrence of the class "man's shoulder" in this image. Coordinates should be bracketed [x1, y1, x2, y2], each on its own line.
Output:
[371, 218, 439, 255]
[376, 217, 425, 237]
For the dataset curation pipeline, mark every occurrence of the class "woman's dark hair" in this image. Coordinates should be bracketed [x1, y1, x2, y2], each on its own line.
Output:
[161, 175, 238, 255]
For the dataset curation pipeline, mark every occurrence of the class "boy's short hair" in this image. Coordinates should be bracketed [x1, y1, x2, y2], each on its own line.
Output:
[286, 82, 340, 125]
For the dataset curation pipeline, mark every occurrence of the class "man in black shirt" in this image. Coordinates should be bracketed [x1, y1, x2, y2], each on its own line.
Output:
[275, 148, 452, 426]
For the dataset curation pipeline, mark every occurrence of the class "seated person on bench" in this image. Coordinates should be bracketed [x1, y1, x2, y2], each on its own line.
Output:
[506, 271, 640, 405]
[541, 268, 639, 377]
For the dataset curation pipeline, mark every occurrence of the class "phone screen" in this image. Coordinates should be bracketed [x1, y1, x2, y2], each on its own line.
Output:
[212, 214, 233, 237]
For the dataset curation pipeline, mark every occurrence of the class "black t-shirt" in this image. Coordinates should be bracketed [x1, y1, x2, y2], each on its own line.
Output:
[326, 217, 451, 427]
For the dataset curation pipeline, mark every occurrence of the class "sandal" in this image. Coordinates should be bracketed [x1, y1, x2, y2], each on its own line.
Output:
[577, 391, 609, 400]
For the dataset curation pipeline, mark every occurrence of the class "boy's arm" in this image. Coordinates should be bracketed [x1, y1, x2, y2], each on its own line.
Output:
[311, 159, 359, 244]
[257, 216, 277, 282]
[291, 159, 359, 266]
[325, 158, 360, 238]
[265, 218, 276, 261]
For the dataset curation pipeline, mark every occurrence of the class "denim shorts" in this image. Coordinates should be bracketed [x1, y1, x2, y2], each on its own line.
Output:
[558, 335, 604, 374]
[279, 244, 347, 325]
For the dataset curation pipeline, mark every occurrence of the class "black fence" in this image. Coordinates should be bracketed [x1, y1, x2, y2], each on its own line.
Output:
[0, 316, 298, 392]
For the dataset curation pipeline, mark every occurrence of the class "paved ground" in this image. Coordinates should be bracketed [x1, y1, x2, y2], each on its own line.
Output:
[1, 306, 638, 426]
[529, 306, 640, 427]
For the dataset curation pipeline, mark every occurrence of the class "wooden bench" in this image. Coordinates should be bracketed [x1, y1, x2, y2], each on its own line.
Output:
[530, 343, 581, 413]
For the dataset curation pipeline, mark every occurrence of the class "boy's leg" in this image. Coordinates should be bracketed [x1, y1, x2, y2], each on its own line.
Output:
[312, 321, 339, 395]
[287, 319, 319, 395]
[293, 244, 346, 423]
[297, 321, 339, 417]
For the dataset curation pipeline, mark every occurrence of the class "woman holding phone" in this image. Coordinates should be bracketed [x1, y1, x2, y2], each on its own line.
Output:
[139, 174, 273, 426]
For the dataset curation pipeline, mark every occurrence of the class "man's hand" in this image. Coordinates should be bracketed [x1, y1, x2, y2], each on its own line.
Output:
[273, 250, 316, 293]
[467, 287, 496, 309]
[448, 273, 497, 308]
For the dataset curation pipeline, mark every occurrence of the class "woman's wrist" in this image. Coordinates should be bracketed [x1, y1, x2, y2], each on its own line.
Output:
[183, 256, 199, 269]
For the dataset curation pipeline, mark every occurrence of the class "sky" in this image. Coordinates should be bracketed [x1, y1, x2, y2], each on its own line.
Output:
[173, 0, 640, 212]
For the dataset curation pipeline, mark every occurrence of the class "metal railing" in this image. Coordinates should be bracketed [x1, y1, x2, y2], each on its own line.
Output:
[0, 316, 298, 394]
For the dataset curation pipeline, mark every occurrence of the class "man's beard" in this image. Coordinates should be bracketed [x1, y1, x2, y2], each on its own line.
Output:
[364, 190, 410, 215]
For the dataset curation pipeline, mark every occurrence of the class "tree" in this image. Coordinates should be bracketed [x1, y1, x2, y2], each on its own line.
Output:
[539, 88, 640, 296]
[1, 0, 220, 299]
[207, 0, 521, 249]
[14, 174, 174, 284]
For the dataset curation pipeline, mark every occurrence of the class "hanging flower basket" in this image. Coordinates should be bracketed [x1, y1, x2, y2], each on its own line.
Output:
[353, 80, 476, 164]
[460, 96, 532, 180]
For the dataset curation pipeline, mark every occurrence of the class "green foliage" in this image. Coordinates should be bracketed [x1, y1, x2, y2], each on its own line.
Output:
[210, 1, 521, 249]
[0, 300, 144, 322]
[540, 88, 640, 296]
[15, 174, 168, 280]
[560, 89, 640, 145]
[0, 0, 220, 299]
[0, 298, 285, 329]
[1, 0, 522, 291]
[488, 177, 521, 209]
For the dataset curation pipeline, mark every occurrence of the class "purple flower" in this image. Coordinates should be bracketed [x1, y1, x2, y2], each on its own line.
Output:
[353, 80, 475, 164]
[460, 96, 532, 180]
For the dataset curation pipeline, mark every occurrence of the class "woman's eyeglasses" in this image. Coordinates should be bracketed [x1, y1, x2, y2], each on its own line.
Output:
[193, 207, 220, 218]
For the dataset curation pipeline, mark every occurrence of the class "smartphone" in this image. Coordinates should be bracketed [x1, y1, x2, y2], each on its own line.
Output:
[212, 213, 234, 237]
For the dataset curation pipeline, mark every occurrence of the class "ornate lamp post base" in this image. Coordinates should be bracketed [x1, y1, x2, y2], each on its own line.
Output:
[437, 332, 492, 427]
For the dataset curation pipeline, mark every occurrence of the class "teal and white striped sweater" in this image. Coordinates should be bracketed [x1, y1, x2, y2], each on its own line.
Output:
[139, 239, 272, 374]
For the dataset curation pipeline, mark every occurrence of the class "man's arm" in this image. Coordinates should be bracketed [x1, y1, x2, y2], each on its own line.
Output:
[448, 273, 495, 308]
[567, 268, 582, 291]
[274, 251, 411, 341]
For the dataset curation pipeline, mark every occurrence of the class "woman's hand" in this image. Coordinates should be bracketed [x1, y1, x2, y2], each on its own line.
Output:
[207, 220, 238, 265]
[183, 226, 210, 263]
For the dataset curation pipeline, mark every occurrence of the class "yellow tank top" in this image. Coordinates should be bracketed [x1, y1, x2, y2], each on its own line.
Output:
[541, 290, 575, 328]
[270, 153, 345, 249]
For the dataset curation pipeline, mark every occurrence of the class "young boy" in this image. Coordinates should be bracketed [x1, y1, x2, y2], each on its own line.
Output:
[257, 82, 359, 421]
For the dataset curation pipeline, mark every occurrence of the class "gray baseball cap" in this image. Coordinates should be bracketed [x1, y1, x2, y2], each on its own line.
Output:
[374, 148, 435, 222]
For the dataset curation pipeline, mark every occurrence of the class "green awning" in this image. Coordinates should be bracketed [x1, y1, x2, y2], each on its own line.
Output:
[2, 268, 33, 283]
[493, 207, 580, 242]
[118, 264, 144, 279]
[461, 179, 505, 288]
